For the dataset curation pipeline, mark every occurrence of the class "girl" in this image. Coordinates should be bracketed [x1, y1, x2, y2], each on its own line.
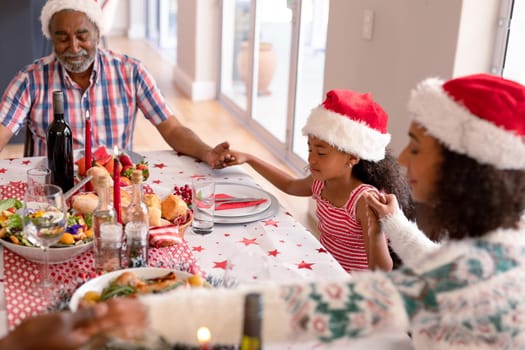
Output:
[227, 89, 414, 272]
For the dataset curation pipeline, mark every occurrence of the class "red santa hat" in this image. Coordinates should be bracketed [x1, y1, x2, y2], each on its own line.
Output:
[409, 74, 525, 170]
[302, 89, 391, 162]
[41, 0, 103, 39]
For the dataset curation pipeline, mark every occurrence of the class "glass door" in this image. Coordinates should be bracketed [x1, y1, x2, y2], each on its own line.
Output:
[219, 0, 329, 173]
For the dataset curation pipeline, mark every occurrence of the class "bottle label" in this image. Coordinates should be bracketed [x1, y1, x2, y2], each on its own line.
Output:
[240, 337, 261, 350]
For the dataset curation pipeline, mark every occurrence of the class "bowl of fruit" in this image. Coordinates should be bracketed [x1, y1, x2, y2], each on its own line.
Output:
[76, 145, 150, 187]
[0, 198, 94, 264]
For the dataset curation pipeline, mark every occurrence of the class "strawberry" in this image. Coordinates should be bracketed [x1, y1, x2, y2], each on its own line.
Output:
[136, 161, 149, 180]
[119, 153, 133, 167]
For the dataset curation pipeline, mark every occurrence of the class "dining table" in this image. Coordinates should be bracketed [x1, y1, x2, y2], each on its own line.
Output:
[0, 150, 413, 349]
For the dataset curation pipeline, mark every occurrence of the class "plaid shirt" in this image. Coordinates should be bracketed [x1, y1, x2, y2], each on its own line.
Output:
[0, 49, 172, 156]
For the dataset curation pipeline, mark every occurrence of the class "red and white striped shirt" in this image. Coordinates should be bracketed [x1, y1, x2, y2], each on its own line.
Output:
[313, 180, 379, 273]
[0, 49, 172, 156]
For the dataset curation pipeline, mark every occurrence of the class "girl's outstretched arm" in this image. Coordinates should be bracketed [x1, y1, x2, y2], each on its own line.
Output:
[226, 150, 313, 196]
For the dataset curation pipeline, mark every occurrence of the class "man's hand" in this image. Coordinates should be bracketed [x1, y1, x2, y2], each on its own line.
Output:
[205, 141, 235, 169]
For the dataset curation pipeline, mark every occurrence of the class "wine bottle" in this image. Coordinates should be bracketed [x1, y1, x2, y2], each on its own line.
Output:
[47, 90, 74, 192]
[124, 170, 149, 267]
[240, 293, 262, 350]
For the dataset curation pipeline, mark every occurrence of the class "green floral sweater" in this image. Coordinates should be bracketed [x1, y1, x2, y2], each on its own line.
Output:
[143, 212, 525, 349]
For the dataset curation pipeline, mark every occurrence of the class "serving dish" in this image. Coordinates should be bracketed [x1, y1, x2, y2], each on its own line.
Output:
[0, 239, 93, 264]
[69, 267, 197, 311]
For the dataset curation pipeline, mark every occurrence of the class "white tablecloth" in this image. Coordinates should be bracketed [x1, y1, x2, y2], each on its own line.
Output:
[0, 150, 413, 349]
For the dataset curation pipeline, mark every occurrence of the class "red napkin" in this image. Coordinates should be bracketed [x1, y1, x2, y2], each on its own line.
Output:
[214, 193, 268, 211]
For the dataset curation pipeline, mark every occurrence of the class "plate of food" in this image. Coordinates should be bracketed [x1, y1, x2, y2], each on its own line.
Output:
[0, 198, 94, 263]
[69, 267, 207, 311]
[76, 145, 149, 187]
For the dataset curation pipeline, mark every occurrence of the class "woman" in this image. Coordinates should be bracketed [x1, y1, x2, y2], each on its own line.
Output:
[137, 74, 525, 349]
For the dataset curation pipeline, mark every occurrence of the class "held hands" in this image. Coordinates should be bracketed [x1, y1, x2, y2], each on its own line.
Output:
[1, 298, 148, 350]
[205, 141, 236, 169]
[364, 192, 400, 219]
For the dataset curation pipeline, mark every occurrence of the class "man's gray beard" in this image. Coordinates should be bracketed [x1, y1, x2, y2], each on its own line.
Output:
[58, 52, 96, 74]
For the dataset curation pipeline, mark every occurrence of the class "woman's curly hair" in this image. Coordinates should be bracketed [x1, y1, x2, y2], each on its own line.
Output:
[353, 150, 415, 221]
[432, 147, 525, 239]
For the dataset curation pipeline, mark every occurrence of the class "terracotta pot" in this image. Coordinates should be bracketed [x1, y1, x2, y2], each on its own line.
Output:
[237, 41, 277, 96]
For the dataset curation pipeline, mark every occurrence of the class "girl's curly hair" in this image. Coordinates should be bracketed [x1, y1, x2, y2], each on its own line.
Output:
[431, 148, 525, 240]
[353, 150, 415, 221]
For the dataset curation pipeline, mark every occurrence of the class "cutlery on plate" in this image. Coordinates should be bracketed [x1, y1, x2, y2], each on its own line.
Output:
[215, 197, 266, 204]
[64, 175, 93, 200]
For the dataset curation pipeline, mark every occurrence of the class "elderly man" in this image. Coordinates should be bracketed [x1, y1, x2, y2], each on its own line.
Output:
[0, 0, 232, 168]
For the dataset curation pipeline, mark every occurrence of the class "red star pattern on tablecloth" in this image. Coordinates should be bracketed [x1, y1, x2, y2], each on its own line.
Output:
[224, 233, 230, 237]
[0, 168, 6, 174]
[297, 260, 315, 270]
[213, 260, 228, 269]
[262, 219, 278, 227]
[22, 160, 31, 165]
[239, 237, 258, 246]
[154, 163, 166, 169]
[192, 246, 204, 252]
[152, 179, 161, 184]
[268, 249, 280, 257]
[317, 247, 328, 253]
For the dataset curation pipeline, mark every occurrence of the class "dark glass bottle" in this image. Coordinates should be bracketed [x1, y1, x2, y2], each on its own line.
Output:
[47, 90, 74, 192]
[240, 293, 262, 350]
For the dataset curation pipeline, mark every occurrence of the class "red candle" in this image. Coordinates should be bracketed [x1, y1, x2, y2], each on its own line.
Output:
[113, 145, 121, 223]
[85, 111, 93, 192]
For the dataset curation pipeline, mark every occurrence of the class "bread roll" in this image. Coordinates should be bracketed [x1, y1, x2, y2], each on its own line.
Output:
[161, 194, 188, 221]
[149, 207, 162, 227]
[144, 194, 161, 210]
[72, 192, 99, 214]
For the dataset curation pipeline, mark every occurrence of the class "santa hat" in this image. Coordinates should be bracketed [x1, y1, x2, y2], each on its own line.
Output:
[41, 0, 103, 39]
[301, 89, 391, 162]
[409, 74, 525, 170]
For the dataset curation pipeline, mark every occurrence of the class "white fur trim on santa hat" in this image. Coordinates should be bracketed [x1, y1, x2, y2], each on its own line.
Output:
[409, 78, 525, 170]
[41, 0, 103, 39]
[302, 106, 391, 162]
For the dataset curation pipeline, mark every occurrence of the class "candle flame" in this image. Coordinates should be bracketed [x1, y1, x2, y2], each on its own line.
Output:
[197, 326, 211, 344]
[113, 145, 119, 157]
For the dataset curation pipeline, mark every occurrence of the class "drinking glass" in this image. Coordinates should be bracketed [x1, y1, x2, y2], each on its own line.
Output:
[26, 167, 50, 195]
[191, 177, 215, 235]
[22, 184, 67, 295]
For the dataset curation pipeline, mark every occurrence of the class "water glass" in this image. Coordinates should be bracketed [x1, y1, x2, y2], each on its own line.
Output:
[26, 167, 50, 196]
[95, 222, 123, 273]
[191, 177, 215, 235]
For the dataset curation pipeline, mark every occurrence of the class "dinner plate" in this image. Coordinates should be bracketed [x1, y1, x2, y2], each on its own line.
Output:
[214, 183, 272, 218]
[69, 267, 193, 311]
[213, 191, 279, 224]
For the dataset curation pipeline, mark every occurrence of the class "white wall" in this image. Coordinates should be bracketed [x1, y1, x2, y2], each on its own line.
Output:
[324, 0, 499, 155]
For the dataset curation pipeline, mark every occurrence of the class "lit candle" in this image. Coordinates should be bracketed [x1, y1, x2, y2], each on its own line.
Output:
[85, 111, 93, 192]
[197, 326, 211, 350]
[113, 145, 121, 223]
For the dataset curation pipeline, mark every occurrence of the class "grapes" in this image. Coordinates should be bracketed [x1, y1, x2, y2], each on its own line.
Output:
[173, 184, 192, 206]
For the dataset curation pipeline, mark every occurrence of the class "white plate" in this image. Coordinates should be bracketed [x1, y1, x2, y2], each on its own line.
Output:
[69, 267, 192, 311]
[213, 191, 279, 224]
[214, 183, 272, 218]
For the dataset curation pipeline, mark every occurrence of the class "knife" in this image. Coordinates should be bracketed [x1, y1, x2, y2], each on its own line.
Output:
[215, 197, 266, 204]
[64, 175, 93, 200]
